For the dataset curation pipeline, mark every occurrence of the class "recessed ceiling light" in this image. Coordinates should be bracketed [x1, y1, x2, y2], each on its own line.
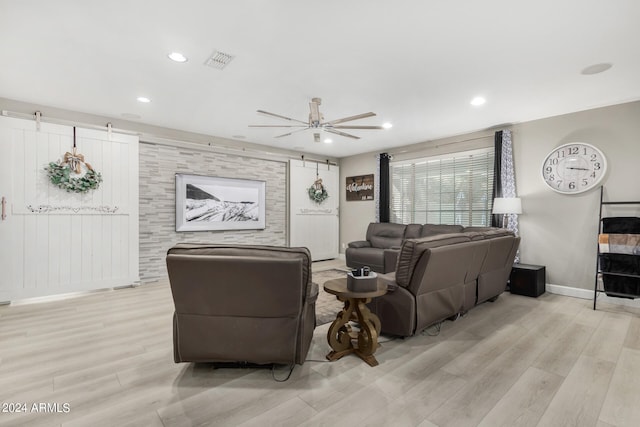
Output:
[168, 52, 188, 63]
[470, 96, 486, 106]
[323, 138, 333, 144]
[581, 63, 613, 75]
[137, 96, 151, 103]
[382, 122, 393, 129]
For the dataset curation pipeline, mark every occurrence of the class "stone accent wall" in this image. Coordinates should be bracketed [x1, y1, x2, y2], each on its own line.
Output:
[139, 142, 287, 282]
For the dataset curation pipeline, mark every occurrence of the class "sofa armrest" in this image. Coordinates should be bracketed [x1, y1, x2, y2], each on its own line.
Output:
[383, 248, 401, 273]
[377, 271, 399, 292]
[348, 240, 371, 249]
[307, 281, 319, 303]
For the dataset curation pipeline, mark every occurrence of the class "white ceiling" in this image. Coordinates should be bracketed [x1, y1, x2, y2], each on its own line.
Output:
[1, 0, 639, 158]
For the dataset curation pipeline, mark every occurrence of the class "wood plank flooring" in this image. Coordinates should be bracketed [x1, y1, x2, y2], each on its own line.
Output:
[1, 267, 640, 427]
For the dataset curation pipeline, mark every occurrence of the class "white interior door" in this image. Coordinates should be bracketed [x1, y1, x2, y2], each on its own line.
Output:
[289, 159, 339, 261]
[0, 121, 13, 302]
[0, 116, 139, 302]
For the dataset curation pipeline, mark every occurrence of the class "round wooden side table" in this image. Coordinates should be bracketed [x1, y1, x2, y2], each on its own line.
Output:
[323, 278, 387, 367]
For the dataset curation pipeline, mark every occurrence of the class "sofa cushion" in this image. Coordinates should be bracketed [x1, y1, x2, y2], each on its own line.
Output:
[404, 224, 423, 239]
[395, 233, 471, 287]
[462, 226, 494, 232]
[367, 222, 407, 249]
[345, 247, 385, 272]
[462, 227, 514, 240]
[480, 228, 514, 239]
[420, 224, 464, 237]
[348, 240, 371, 249]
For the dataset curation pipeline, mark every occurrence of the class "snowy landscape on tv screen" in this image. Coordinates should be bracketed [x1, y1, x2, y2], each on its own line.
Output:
[175, 174, 266, 232]
[185, 183, 259, 223]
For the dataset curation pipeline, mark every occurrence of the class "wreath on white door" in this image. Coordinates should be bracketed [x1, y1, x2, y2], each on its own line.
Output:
[307, 162, 329, 204]
[45, 127, 103, 193]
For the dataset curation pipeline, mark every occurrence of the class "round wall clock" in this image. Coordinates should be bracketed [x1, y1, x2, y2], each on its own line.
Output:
[541, 142, 607, 194]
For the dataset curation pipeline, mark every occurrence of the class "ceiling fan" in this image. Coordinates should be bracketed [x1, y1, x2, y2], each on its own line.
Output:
[249, 97, 386, 141]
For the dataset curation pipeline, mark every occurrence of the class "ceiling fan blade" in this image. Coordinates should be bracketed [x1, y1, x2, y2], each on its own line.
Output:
[248, 125, 308, 128]
[257, 110, 308, 125]
[274, 128, 309, 138]
[332, 125, 385, 130]
[325, 128, 360, 140]
[327, 112, 376, 125]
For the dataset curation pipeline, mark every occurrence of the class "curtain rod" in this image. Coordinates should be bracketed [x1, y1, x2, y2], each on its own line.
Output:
[1, 109, 338, 166]
[388, 132, 495, 156]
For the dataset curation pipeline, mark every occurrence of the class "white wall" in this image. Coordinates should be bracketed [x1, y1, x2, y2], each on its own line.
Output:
[514, 101, 640, 291]
[339, 154, 377, 251]
[339, 101, 640, 292]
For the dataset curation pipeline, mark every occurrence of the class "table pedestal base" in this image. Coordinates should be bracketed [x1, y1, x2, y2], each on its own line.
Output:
[326, 296, 382, 367]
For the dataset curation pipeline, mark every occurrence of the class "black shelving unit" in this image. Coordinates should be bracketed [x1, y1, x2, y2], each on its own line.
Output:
[593, 186, 640, 310]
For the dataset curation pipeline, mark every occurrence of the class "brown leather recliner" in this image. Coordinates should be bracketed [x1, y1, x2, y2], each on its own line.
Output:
[346, 222, 422, 273]
[166, 244, 317, 365]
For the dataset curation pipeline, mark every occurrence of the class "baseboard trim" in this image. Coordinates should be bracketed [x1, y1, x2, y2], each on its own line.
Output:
[7, 284, 139, 306]
[546, 283, 640, 308]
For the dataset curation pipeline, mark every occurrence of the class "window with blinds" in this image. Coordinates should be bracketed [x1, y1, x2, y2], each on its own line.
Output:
[390, 148, 494, 226]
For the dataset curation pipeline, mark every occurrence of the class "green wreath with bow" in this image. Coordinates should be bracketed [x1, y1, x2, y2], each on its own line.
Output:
[45, 127, 103, 193]
[308, 177, 329, 204]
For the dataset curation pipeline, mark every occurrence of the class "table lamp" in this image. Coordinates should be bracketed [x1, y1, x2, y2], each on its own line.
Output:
[492, 197, 522, 228]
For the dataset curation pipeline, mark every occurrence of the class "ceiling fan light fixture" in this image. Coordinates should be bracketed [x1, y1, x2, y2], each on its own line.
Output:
[249, 97, 386, 142]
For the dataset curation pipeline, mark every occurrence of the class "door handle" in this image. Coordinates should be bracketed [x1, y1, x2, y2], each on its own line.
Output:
[1, 197, 6, 220]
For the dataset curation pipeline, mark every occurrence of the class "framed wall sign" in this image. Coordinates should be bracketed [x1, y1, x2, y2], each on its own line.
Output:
[176, 174, 266, 231]
[346, 174, 374, 201]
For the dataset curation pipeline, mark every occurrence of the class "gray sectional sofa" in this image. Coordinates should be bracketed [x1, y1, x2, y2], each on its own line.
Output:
[346, 222, 469, 273]
[368, 228, 519, 337]
[347, 222, 520, 337]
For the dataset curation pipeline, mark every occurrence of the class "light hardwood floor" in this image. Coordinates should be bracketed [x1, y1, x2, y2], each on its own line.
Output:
[1, 263, 640, 427]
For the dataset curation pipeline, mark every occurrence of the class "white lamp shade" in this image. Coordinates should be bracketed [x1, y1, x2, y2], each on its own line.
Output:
[492, 197, 522, 215]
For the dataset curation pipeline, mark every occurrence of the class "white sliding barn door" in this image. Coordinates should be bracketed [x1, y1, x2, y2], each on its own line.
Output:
[289, 159, 339, 261]
[0, 116, 139, 302]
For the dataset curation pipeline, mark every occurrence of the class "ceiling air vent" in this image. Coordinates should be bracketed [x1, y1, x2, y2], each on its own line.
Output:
[204, 50, 235, 70]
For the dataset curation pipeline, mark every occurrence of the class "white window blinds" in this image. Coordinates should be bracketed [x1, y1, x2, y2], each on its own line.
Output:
[390, 148, 494, 226]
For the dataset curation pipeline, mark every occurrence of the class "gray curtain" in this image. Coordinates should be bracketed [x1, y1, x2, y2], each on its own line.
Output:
[375, 153, 391, 223]
[500, 130, 519, 237]
[493, 129, 520, 262]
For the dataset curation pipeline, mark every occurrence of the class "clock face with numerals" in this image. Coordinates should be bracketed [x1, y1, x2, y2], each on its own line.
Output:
[541, 142, 607, 194]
